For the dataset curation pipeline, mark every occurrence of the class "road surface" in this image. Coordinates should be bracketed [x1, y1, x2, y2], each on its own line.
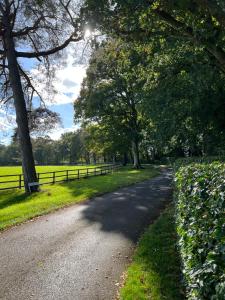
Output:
[0, 170, 172, 300]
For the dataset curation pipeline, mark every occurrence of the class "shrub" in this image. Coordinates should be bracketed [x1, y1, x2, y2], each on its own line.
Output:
[174, 157, 225, 171]
[174, 162, 225, 299]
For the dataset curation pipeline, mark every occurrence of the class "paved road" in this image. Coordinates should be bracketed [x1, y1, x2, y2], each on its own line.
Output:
[0, 170, 172, 300]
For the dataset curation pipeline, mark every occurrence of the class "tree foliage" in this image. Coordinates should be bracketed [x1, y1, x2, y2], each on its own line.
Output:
[83, 0, 225, 72]
[75, 39, 152, 167]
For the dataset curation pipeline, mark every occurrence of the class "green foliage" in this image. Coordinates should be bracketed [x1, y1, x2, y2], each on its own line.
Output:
[75, 39, 152, 166]
[174, 157, 225, 170]
[142, 38, 225, 157]
[82, 0, 225, 72]
[120, 205, 184, 300]
[174, 163, 225, 299]
[84, 123, 129, 159]
[80, 1, 225, 159]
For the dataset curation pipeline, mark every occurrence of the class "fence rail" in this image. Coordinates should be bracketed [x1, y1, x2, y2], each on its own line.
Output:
[0, 165, 121, 191]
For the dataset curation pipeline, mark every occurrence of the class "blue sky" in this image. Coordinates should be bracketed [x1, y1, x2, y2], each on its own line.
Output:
[0, 46, 87, 144]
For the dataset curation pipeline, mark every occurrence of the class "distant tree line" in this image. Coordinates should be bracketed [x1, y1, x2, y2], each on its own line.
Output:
[0, 126, 153, 166]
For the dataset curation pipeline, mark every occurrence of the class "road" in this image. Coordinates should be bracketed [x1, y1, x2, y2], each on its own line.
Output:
[0, 170, 172, 300]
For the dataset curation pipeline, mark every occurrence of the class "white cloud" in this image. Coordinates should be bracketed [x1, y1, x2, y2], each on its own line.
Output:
[31, 43, 89, 106]
[48, 124, 80, 140]
[0, 109, 16, 132]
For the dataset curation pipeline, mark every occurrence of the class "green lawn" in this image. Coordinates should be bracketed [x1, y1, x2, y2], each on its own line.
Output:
[0, 165, 159, 231]
[0, 165, 103, 189]
[0, 165, 99, 176]
[120, 205, 184, 300]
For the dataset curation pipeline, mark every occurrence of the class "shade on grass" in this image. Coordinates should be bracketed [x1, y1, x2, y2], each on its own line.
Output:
[0, 166, 159, 230]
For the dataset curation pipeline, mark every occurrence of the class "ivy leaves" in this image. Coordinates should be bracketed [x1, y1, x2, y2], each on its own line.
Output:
[175, 162, 225, 299]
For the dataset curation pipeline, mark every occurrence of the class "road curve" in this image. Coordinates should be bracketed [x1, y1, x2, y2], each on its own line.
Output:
[0, 170, 172, 300]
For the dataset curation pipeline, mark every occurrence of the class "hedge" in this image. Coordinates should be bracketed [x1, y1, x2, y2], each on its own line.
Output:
[174, 157, 225, 170]
[174, 162, 225, 299]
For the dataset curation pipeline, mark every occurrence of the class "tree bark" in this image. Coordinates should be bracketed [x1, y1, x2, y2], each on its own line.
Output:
[123, 152, 128, 166]
[3, 11, 38, 192]
[131, 139, 141, 169]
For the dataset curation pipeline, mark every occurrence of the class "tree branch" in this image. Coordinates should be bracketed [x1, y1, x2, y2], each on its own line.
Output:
[154, 8, 225, 72]
[15, 34, 82, 58]
[12, 16, 44, 37]
[17, 63, 45, 107]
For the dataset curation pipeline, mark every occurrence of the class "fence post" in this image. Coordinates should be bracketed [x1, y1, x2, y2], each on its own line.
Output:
[19, 174, 22, 189]
[66, 170, 69, 181]
[77, 169, 80, 179]
[95, 167, 97, 176]
[87, 168, 89, 177]
[53, 172, 55, 184]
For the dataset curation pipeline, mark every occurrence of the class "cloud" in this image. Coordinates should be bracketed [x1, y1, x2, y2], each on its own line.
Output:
[0, 109, 16, 132]
[63, 79, 78, 88]
[48, 125, 80, 140]
[31, 43, 88, 106]
[0, 43, 89, 143]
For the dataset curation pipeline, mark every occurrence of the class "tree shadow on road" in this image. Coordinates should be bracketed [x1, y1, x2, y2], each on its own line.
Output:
[71, 173, 173, 242]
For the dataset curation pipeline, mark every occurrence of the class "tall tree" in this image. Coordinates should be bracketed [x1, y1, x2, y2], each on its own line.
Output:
[0, 0, 85, 191]
[75, 40, 148, 168]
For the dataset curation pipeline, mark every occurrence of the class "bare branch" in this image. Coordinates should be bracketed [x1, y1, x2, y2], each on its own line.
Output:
[15, 34, 82, 58]
[17, 63, 45, 107]
[12, 16, 45, 37]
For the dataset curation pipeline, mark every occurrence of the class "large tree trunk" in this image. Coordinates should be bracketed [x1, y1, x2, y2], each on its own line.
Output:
[3, 12, 38, 192]
[123, 152, 128, 166]
[131, 140, 141, 169]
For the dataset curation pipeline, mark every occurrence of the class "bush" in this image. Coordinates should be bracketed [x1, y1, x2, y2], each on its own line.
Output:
[174, 162, 225, 299]
[174, 156, 225, 171]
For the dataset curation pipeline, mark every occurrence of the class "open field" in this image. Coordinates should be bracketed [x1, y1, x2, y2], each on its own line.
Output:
[0, 165, 99, 176]
[0, 165, 160, 231]
[0, 165, 103, 189]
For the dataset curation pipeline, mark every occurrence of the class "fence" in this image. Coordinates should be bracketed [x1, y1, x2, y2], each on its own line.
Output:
[0, 164, 121, 191]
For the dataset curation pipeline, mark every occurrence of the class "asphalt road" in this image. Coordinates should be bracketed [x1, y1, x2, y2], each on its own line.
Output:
[0, 170, 172, 300]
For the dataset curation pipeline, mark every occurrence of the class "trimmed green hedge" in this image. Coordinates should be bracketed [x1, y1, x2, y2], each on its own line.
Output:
[174, 157, 225, 170]
[174, 162, 225, 299]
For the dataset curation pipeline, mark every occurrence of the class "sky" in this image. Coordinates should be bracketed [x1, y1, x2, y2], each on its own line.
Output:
[0, 42, 89, 145]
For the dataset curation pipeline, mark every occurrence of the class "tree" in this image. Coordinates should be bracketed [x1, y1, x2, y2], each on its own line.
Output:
[82, 0, 225, 73]
[75, 39, 148, 168]
[140, 38, 225, 157]
[84, 123, 130, 164]
[0, 0, 85, 191]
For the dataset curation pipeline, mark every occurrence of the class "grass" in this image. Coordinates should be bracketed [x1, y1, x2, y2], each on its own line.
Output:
[0, 165, 101, 188]
[0, 165, 159, 231]
[0, 165, 99, 176]
[120, 205, 184, 300]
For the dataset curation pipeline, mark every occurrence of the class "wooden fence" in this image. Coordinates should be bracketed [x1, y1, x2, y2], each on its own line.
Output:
[0, 164, 121, 191]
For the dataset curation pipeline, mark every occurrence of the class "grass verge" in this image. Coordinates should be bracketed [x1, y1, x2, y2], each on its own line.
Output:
[120, 205, 184, 300]
[0, 165, 159, 231]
